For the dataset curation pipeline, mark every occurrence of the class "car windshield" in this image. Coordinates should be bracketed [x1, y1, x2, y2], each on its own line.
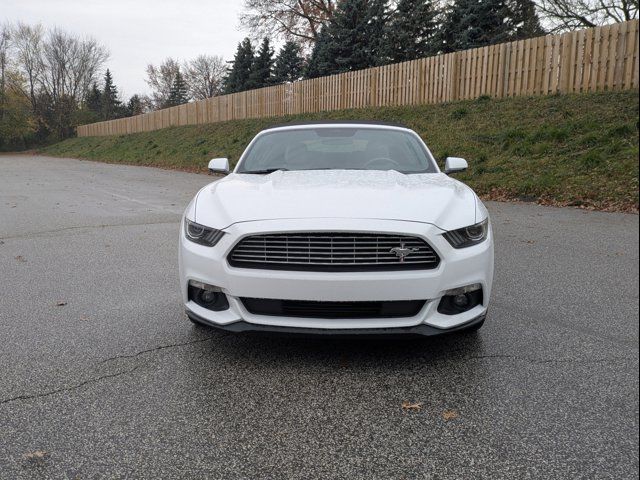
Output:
[237, 127, 438, 174]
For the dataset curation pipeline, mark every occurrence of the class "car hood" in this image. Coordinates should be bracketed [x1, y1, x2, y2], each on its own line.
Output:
[193, 170, 478, 232]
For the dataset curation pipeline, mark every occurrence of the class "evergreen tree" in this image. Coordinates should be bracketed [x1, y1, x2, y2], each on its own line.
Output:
[439, 0, 543, 53]
[328, 0, 388, 74]
[101, 69, 121, 120]
[367, 0, 388, 65]
[248, 38, 274, 89]
[85, 82, 102, 119]
[383, 0, 439, 63]
[224, 38, 254, 93]
[507, 0, 545, 39]
[273, 41, 304, 83]
[126, 94, 145, 116]
[305, 27, 334, 79]
[165, 69, 190, 107]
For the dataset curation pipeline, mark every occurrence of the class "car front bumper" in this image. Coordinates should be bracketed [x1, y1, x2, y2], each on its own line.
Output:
[178, 218, 494, 334]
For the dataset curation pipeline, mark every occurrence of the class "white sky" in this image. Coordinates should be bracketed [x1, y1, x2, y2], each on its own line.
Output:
[2, 0, 246, 98]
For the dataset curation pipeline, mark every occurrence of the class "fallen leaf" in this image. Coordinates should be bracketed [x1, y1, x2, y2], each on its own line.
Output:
[401, 401, 423, 413]
[23, 450, 48, 460]
[442, 409, 459, 421]
[56, 301, 67, 307]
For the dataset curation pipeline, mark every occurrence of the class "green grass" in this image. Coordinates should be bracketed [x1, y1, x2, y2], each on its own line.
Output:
[42, 90, 639, 212]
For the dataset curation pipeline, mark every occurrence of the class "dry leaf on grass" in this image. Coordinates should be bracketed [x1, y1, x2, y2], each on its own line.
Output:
[401, 401, 423, 413]
[442, 409, 459, 421]
[23, 450, 48, 460]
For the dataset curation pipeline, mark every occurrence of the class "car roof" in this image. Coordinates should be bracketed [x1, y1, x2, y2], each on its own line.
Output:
[262, 120, 411, 132]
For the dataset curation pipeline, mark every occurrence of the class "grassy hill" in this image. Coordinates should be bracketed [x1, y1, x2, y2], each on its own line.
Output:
[42, 90, 639, 212]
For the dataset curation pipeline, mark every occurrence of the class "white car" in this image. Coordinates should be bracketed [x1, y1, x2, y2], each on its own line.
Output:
[179, 122, 494, 336]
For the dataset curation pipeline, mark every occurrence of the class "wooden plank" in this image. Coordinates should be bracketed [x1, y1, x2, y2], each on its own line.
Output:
[522, 38, 531, 94]
[629, 20, 640, 88]
[558, 31, 571, 93]
[532, 36, 543, 95]
[613, 21, 627, 89]
[551, 33, 562, 93]
[581, 27, 594, 92]
[436, 55, 443, 103]
[606, 23, 619, 89]
[590, 26, 602, 91]
[568, 30, 579, 92]
[492, 44, 501, 96]
[505, 41, 514, 96]
[514, 40, 524, 95]
[598, 24, 611, 90]
[472, 48, 481, 97]
[464, 48, 472, 99]
[479, 47, 486, 97]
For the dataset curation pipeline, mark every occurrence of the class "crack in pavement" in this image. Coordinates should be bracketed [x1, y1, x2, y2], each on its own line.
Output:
[97, 336, 216, 365]
[1, 336, 632, 407]
[0, 336, 219, 406]
[0, 364, 143, 406]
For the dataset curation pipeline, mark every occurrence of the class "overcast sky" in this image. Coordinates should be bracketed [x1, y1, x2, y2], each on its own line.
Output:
[3, 0, 246, 97]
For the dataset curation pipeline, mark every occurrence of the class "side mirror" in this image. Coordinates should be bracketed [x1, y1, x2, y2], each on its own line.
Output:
[208, 158, 230, 175]
[444, 157, 468, 174]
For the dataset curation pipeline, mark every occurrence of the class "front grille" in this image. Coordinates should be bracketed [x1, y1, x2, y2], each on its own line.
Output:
[228, 232, 440, 271]
[241, 298, 427, 319]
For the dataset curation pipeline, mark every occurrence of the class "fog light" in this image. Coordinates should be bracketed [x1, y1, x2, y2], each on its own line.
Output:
[453, 294, 469, 308]
[438, 284, 483, 315]
[200, 290, 219, 304]
[188, 280, 229, 311]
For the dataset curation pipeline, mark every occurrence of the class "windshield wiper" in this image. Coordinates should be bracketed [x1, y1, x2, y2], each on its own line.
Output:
[241, 168, 289, 174]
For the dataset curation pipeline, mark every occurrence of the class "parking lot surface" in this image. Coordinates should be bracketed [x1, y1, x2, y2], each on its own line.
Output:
[1, 155, 638, 479]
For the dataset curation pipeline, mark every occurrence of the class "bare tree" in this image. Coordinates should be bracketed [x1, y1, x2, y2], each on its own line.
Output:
[535, 0, 638, 31]
[240, 0, 336, 45]
[0, 24, 10, 91]
[183, 54, 227, 100]
[39, 28, 108, 102]
[145, 58, 180, 109]
[12, 24, 107, 108]
[10, 23, 108, 139]
[11, 23, 44, 109]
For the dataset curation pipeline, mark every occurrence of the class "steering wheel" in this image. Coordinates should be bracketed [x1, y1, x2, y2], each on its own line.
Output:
[363, 157, 403, 170]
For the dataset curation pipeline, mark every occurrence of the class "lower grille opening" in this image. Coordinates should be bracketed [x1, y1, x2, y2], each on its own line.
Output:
[241, 298, 426, 319]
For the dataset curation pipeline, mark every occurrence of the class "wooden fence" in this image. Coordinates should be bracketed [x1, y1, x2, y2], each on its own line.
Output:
[78, 20, 639, 137]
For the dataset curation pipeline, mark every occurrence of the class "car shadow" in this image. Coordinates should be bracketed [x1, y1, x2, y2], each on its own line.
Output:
[197, 325, 489, 370]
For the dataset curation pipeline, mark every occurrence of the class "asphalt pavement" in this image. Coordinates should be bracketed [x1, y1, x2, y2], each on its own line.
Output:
[0, 154, 638, 479]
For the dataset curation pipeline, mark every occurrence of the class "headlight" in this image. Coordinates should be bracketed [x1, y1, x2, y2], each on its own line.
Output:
[443, 218, 489, 248]
[184, 219, 224, 246]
